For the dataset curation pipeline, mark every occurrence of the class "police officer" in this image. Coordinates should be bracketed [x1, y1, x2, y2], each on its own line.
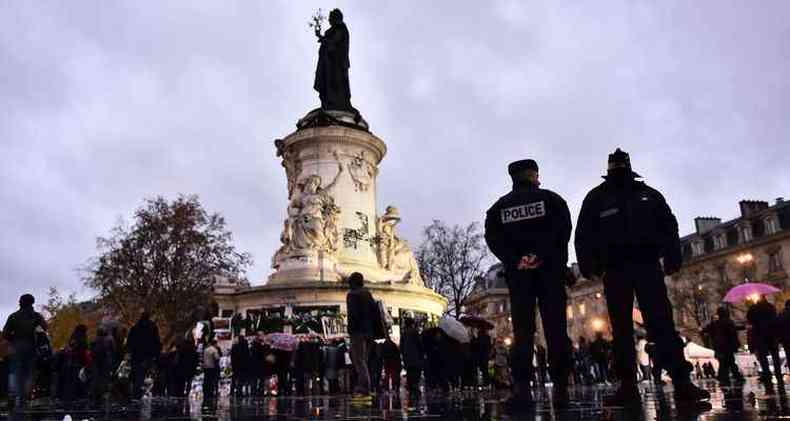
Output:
[485, 159, 572, 409]
[575, 148, 709, 405]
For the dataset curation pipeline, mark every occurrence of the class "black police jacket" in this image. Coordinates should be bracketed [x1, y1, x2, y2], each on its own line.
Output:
[484, 182, 572, 269]
[574, 177, 682, 278]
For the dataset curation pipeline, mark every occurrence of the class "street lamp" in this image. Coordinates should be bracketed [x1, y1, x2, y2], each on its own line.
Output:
[736, 253, 754, 265]
[504, 337, 512, 347]
[736, 252, 755, 283]
[591, 318, 605, 332]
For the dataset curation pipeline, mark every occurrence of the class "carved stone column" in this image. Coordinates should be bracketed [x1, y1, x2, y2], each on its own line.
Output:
[270, 112, 389, 284]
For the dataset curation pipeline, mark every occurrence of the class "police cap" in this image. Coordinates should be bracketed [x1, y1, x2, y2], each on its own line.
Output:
[508, 159, 539, 176]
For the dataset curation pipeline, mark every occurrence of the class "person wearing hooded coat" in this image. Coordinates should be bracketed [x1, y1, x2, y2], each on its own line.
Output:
[399, 318, 424, 395]
[126, 311, 161, 399]
[230, 335, 250, 397]
[703, 307, 744, 385]
[746, 296, 783, 386]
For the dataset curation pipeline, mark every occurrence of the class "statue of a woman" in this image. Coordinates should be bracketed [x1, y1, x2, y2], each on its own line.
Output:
[288, 163, 343, 252]
[314, 9, 354, 112]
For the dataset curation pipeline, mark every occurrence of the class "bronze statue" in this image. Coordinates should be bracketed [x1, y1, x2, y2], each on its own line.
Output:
[313, 9, 354, 112]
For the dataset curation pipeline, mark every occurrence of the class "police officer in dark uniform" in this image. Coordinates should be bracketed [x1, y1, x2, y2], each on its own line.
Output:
[575, 148, 709, 406]
[485, 159, 572, 409]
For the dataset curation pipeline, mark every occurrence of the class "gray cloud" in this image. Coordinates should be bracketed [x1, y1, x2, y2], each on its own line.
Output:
[2, 1, 789, 317]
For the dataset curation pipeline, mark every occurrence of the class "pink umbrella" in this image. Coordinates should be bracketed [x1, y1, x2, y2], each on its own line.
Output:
[722, 283, 781, 303]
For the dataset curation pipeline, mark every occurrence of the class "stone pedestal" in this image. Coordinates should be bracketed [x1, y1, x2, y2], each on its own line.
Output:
[214, 109, 447, 337]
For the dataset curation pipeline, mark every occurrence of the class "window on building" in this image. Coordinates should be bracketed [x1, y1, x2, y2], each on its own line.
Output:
[694, 295, 711, 326]
[739, 224, 753, 243]
[498, 301, 505, 313]
[769, 250, 784, 273]
[703, 236, 714, 253]
[717, 265, 729, 284]
[567, 305, 574, 320]
[682, 243, 692, 260]
[691, 241, 704, 257]
[578, 303, 586, 316]
[766, 216, 780, 235]
[726, 228, 739, 247]
[713, 234, 727, 250]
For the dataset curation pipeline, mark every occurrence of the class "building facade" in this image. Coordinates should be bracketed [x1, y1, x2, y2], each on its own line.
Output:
[668, 198, 790, 344]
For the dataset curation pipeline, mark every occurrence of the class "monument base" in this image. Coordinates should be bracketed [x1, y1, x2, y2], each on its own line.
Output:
[213, 280, 447, 340]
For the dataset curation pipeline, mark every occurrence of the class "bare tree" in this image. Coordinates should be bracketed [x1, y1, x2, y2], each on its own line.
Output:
[83, 195, 251, 343]
[416, 220, 490, 318]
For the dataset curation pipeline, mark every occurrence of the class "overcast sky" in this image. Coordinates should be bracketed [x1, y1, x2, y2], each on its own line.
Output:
[2, 1, 789, 318]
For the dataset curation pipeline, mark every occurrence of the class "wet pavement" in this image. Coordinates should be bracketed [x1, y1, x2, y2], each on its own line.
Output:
[3, 377, 790, 420]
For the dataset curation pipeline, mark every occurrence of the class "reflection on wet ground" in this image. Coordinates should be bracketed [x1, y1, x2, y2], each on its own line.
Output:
[3, 378, 790, 420]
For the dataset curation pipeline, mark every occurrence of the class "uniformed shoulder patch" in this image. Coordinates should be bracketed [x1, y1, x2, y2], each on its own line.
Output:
[501, 201, 546, 223]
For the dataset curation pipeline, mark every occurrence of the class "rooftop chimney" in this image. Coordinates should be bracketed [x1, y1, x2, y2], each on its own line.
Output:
[694, 217, 721, 234]
[739, 200, 769, 218]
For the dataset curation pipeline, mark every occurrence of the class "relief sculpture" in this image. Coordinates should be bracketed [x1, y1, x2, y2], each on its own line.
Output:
[348, 151, 375, 192]
[276, 162, 344, 263]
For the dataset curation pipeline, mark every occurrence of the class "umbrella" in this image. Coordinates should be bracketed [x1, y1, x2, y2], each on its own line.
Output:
[684, 341, 715, 359]
[723, 283, 781, 303]
[459, 315, 495, 330]
[264, 332, 299, 351]
[439, 316, 471, 343]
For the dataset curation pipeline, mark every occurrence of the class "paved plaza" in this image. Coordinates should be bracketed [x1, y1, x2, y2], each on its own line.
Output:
[3, 378, 790, 421]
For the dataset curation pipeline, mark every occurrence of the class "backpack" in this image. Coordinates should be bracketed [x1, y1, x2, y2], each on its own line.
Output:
[371, 300, 391, 340]
[34, 331, 53, 360]
[8, 309, 43, 344]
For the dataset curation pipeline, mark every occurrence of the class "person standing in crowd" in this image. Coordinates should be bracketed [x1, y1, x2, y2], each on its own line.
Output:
[61, 324, 90, 404]
[575, 148, 709, 406]
[380, 336, 401, 393]
[703, 307, 744, 385]
[399, 318, 424, 396]
[89, 326, 116, 406]
[645, 342, 666, 386]
[747, 295, 783, 389]
[230, 335, 249, 398]
[202, 339, 221, 409]
[776, 300, 790, 375]
[636, 335, 652, 383]
[171, 335, 198, 398]
[484, 158, 573, 409]
[574, 337, 592, 385]
[476, 327, 492, 389]
[249, 332, 269, 396]
[346, 272, 377, 402]
[534, 344, 548, 387]
[368, 340, 384, 394]
[322, 338, 342, 394]
[493, 338, 511, 390]
[126, 311, 162, 400]
[2, 294, 47, 409]
[589, 332, 610, 383]
[421, 326, 442, 392]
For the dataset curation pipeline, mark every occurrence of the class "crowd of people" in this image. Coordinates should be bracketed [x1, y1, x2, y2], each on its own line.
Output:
[0, 288, 506, 411]
[2, 284, 790, 412]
